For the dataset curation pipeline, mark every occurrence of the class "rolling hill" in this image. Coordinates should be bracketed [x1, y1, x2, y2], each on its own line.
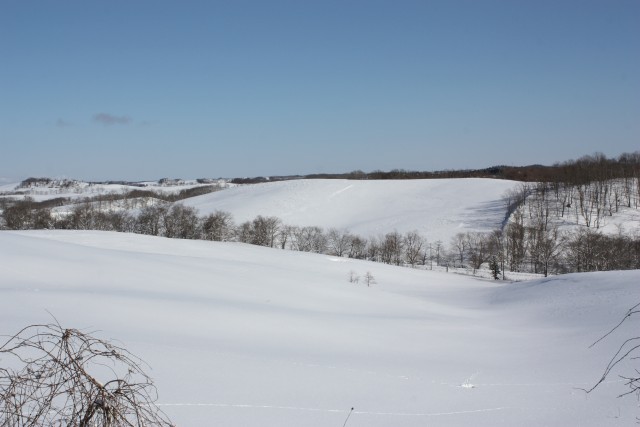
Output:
[181, 178, 522, 243]
[1, 230, 638, 426]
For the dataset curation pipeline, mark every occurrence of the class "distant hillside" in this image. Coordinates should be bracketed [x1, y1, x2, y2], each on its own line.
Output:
[2, 151, 639, 276]
[181, 178, 520, 243]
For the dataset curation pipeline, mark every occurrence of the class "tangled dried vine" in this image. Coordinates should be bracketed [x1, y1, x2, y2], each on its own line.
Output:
[0, 323, 173, 426]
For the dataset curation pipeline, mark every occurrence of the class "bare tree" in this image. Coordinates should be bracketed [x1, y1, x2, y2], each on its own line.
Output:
[291, 226, 326, 253]
[365, 236, 380, 262]
[403, 231, 424, 268]
[0, 323, 174, 426]
[380, 231, 404, 265]
[363, 271, 376, 287]
[201, 210, 235, 242]
[348, 270, 360, 284]
[434, 240, 443, 267]
[105, 211, 136, 233]
[135, 204, 169, 236]
[505, 211, 526, 272]
[327, 228, 352, 257]
[277, 225, 295, 250]
[251, 216, 281, 248]
[347, 235, 367, 260]
[67, 202, 96, 230]
[162, 204, 200, 239]
[451, 233, 467, 267]
[563, 228, 605, 272]
[236, 221, 253, 244]
[465, 232, 489, 272]
[529, 224, 562, 277]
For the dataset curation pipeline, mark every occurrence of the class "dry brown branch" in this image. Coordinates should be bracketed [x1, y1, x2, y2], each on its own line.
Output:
[0, 323, 174, 426]
[583, 302, 640, 419]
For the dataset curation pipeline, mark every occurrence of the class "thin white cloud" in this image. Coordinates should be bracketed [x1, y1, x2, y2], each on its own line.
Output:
[93, 113, 131, 126]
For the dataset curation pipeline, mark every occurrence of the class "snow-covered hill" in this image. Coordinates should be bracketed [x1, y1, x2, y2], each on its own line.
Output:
[182, 178, 521, 243]
[0, 178, 225, 203]
[1, 230, 638, 426]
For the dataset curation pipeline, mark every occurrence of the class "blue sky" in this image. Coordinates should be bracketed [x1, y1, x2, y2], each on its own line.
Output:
[1, 0, 638, 181]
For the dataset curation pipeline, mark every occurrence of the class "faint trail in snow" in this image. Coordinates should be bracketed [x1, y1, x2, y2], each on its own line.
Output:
[157, 403, 507, 417]
[157, 403, 344, 412]
[286, 359, 625, 391]
[327, 184, 354, 199]
[287, 360, 620, 390]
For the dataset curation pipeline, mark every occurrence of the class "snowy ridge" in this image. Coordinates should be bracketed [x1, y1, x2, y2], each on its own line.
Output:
[1, 230, 638, 426]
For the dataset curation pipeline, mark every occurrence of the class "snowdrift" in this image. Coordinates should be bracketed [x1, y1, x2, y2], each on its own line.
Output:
[0, 230, 638, 426]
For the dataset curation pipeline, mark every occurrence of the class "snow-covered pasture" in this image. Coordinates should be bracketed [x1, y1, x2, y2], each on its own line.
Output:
[181, 178, 521, 243]
[1, 230, 638, 426]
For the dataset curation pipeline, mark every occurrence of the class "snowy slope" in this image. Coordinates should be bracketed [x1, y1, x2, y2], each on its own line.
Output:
[182, 178, 521, 243]
[1, 230, 638, 426]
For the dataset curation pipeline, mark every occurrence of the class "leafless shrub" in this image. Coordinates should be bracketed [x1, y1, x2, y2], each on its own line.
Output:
[0, 323, 174, 426]
[348, 270, 359, 284]
[363, 272, 376, 287]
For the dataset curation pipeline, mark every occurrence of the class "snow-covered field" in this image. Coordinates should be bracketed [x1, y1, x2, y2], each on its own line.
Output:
[1, 230, 638, 426]
[182, 178, 521, 243]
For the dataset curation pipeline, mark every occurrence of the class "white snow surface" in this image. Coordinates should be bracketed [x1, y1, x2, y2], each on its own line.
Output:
[1, 230, 639, 426]
[182, 178, 521, 243]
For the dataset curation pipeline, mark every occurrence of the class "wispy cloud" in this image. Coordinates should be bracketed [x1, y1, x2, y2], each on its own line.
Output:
[56, 118, 72, 127]
[93, 113, 131, 126]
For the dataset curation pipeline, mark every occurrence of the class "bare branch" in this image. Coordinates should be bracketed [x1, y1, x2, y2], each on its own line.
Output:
[582, 302, 640, 416]
[0, 323, 174, 426]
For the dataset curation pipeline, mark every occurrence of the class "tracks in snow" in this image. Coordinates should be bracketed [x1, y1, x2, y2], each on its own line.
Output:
[156, 402, 507, 417]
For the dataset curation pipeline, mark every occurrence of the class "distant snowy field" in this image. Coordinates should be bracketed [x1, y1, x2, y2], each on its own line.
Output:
[1, 230, 638, 426]
[182, 178, 521, 242]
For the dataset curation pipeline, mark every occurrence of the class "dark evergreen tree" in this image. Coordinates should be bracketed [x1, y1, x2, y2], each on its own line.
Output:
[489, 257, 501, 280]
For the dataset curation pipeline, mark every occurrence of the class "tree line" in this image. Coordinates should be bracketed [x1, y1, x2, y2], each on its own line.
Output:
[233, 151, 640, 184]
[0, 183, 223, 212]
[3, 151, 639, 277]
[2, 198, 639, 277]
[495, 152, 640, 275]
